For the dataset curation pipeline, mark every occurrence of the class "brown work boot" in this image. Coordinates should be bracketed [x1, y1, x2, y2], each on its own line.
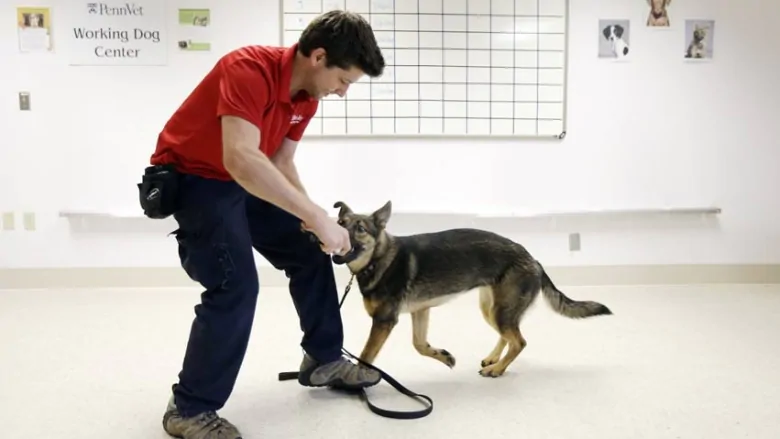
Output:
[162, 395, 243, 439]
[297, 353, 381, 390]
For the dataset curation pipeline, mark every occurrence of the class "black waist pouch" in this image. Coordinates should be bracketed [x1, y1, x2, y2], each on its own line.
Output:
[137, 164, 181, 219]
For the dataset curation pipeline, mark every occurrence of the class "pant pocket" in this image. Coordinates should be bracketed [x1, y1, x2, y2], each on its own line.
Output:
[173, 228, 236, 291]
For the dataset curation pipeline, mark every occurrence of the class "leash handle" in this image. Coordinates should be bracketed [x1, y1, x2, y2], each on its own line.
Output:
[346, 347, 434, 419]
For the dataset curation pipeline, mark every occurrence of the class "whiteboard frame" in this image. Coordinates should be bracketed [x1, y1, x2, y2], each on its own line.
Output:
[277, 0, 569, 140]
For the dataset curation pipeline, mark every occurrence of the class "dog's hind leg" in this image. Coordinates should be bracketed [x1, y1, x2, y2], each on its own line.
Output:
[481, 338, 507, 368]
[479, 286, 506, 368]
[411, 307, 456, 368]
[478, 279, 537, 378]
[479, 325, 527, 378]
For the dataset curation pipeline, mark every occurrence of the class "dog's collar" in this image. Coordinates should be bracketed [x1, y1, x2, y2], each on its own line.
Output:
[356, 262, 376, 280]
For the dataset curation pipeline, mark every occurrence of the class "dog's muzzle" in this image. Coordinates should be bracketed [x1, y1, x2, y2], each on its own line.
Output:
[332, 244, 361, 265]
[304, 229, 361, 265]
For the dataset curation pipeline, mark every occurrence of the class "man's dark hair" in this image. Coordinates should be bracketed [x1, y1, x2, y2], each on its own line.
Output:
[297, 10, 385, 77]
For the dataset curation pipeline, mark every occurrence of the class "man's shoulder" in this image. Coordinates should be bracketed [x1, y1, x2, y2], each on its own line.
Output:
[219, 45, 286, 70]
[215, 45, 288, 98]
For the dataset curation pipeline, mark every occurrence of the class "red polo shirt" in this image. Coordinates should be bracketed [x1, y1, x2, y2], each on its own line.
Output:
[150, 43, 319, 181]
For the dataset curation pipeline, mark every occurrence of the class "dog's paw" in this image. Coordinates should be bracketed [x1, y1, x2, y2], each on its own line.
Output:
[480, 356, 499, 368]
[478, 364, 505, 378]
[436, 349, 456, 368]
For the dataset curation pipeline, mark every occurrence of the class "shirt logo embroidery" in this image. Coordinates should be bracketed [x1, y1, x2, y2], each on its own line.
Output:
[290, 114, 303, 125]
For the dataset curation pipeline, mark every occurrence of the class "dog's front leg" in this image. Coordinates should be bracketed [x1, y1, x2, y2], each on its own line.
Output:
[359, 316, 397, 365]
[411, 308, 456, 368]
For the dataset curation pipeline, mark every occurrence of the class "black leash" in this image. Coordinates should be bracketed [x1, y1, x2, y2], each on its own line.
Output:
[277, 274, 434, 419]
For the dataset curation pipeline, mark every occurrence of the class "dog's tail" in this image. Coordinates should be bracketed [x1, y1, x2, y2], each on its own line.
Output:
[539, 267, 612, 319]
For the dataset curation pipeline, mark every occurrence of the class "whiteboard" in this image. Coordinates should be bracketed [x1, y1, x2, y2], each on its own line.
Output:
[281, 0, 569, 138]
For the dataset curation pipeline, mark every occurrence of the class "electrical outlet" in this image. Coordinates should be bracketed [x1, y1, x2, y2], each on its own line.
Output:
[568, 232, 581, 251]
[23, 212, 36, 231]
[2, 212, 15, 231]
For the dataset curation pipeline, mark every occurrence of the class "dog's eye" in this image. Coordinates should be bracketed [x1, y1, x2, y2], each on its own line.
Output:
[337, 219, 345, 226]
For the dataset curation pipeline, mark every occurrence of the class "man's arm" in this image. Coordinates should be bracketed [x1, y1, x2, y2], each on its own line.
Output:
[221, 117, 324, 224]
[217, 59, 325, 225]
[271, 137, 308, 196]
[273, 102, 317, 196]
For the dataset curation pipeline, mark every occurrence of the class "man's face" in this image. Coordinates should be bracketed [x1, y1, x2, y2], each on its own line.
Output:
[306, 48, 365, 100]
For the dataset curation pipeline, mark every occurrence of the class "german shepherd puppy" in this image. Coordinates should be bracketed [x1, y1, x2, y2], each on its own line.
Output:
[330, 200, 612, 378]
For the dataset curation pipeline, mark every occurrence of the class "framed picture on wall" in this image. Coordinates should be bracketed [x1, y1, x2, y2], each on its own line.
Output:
[646, 0, 673, 28]
[598, 19, 631, 61]
[684, 19, 715, 61]
[17, 6, 52, 52]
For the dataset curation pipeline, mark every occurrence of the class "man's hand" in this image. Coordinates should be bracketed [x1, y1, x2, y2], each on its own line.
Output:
[273, 138, 349, 254]
[305, 209, 351, 256]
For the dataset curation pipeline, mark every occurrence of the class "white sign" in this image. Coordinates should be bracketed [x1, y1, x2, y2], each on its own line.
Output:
[68, 1, 167, 66]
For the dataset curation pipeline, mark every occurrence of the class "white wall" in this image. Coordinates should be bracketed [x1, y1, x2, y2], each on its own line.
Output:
[1, 0, 778, 275]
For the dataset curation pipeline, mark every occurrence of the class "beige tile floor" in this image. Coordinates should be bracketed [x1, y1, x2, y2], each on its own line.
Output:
[1, 283, 779, 438]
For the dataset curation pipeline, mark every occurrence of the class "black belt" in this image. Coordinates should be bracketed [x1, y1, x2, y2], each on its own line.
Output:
[277, 275, 434, 419]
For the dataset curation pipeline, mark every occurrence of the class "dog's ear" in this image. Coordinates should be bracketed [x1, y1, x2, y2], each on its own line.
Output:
[333, 201, 353, 218]
[614, 24, 624, 37]
[602, 26, 610, 39]
[371, 200, 392, 229]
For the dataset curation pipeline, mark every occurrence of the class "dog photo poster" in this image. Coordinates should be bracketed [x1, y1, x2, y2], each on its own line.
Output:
[598, 19, 631, 61]
[646, 0, 672, 28]
[684, 19, 715, 61]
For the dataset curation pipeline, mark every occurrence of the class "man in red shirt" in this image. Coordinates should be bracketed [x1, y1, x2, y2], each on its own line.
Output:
[144, 11, 385, 439]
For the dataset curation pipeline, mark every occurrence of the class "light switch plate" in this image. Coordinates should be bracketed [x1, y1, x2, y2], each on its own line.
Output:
[19, 92, 30, 111]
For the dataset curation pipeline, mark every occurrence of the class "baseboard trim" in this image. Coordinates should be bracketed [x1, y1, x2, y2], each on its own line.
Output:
[2, 264, 780, 290]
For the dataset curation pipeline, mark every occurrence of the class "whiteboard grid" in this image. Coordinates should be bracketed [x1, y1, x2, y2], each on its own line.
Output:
[281, 0, 568, 138]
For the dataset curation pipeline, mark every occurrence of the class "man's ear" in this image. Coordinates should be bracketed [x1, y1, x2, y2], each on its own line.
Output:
[310, 47, 327, 65]
[333, 201, 353, 218]
[371, 200, 392, 229]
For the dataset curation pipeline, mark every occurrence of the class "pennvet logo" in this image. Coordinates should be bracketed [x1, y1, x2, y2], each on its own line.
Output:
[290, 114, 303, 125]
[87, 2, 144, 15]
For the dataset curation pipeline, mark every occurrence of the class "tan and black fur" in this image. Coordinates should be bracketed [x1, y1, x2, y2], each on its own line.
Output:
[331, 200, 612, 378]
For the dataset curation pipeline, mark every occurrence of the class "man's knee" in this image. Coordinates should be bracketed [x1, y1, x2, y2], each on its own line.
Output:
[175, 221, 257, 283]
[173, 176, 258, 301]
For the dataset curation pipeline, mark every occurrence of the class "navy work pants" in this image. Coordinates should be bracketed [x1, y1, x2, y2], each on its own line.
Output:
[169, 174, 344, 417]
